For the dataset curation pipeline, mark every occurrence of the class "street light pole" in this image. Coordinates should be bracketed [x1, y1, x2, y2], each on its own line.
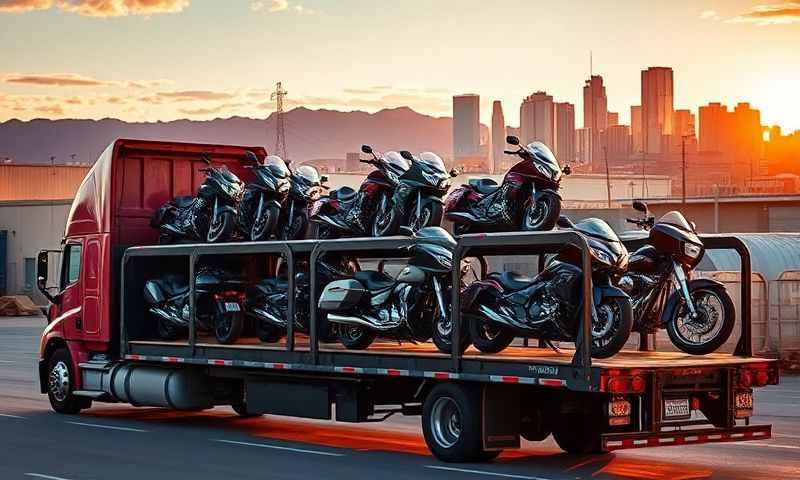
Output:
[681, 135, 687, 207]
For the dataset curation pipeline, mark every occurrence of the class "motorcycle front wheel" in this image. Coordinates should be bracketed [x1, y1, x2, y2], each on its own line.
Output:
[278, 211, 307, 241]
[207, 210, 236, 243]
[468, 315, 514, 354]
[250, 204, 280, 241]
[372, 193, 399, 237]
[432, 302, 470, 354]
[408, 199, 443, 232]
[335, 324, 376, 350]
[591, 297, 633, 358]
[521, 191, 561, 232]
[256, 321, 284, 343]
[667, 287, 735, 355]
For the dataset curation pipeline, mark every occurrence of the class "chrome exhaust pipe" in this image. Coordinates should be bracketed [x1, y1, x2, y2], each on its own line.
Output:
[250, 307, 286, 327]
[327, 313, 398, 331]
[149, 307, 186, 327]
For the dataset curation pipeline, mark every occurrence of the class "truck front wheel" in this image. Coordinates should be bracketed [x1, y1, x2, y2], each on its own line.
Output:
[422, 383, 499, 462]
[46, 348, 91, 414]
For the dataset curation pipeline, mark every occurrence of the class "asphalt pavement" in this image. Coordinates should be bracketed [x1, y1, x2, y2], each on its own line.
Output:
[1, 316, 798, 480]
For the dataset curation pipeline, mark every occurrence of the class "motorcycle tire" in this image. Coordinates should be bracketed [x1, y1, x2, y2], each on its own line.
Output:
[591, 297, 634, 359]
[250, 204, 280, 241]
[372, 193, 399, 237]
[666, 287, 735, 355]
[408, 199, 443, 232]
[468, 315, 515, 354]
[432, 308, 470, 354]
[278, 210, 308, 241]
[156, 316, 181, 341]
[521, 191, 561, 232]
[214, 309, 244, 345]
[336, 324, 377, 350]
[256, 321, 284, 343]
[312, 222, 340, 240]
[207, 210, 236, 243]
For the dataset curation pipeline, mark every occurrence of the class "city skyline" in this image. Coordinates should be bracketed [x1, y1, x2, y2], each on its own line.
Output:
[0, 0, 798, 131]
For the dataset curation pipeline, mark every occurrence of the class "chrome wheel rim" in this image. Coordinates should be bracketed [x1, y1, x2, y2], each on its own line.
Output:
[48, 361, 70, 402]
[675, 290, 725, 346]
[431, 396, 462, 448]
[343, 325, 363, 341]
[251, 210, 269, 240]
[409, 204, 431, 232]
[372, 195, 393, 236]
[208, 213, 226, 242]
[525, 200, 548, 230]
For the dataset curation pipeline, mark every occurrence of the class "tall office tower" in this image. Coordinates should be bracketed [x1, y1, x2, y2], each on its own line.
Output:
[673, 109, 695, 137]
[605, 124, 632, 160]
[641, 67, 674, 155]
[698, 102, 729, 153]
[733, 102, 764, 178]
[554, 102, 575, 164]
[575, 127, 591, 164]
[583, 75, 608, 166]
[631, 105, 643, 153]
[607, 112, 619, 127]
[490, 100, 506, 173]
[519, 91, 554, 148]
[453, 94, 481, 159]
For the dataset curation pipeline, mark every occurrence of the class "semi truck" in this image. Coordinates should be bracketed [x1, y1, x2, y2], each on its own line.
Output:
[37, 139, 778, 462]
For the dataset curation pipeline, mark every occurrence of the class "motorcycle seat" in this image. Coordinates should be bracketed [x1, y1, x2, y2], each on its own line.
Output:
[152, 276, 189, 297]
[489, 271, 533, 291]
[354, 270, 395, 290]
[172, 196, 195, 208]
[254, 278, 288, 294]
[468, 178, 499, 195]
[331, 187, 357, 203]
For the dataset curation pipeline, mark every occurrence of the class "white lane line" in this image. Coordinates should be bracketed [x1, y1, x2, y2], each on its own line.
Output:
[714, 442, 800, 451]
[66, 421, 148, 433]
[25, 474, 73, 480]
[425, 465, 552, 480]
[212, 439, 345, 457]
[775, 433, 800, 439]
[0, 360, 15, 363]
[0, 413, 26, 419]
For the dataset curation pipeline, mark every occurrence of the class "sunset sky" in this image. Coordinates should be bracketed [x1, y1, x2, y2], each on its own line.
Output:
[1, 0, 799, 130]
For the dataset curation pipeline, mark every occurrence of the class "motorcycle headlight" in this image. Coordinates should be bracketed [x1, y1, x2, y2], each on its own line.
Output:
[536, 163, 556, 180]
[434, 253, 452, 270]
[421, 169, 446, 186]
[591, 247, 613, 265]
[684, 242, 702, 259]
[278, 179, 290, 193]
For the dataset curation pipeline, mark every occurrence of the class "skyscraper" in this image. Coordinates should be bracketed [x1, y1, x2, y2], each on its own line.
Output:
[490, 100, 505, 173]
[554, 102, 575, 164]
[607, 112, 619, 127]
[631, 105, 643, 153]
[641, 67, 674, 155]
[520, 91, 554, 148]
[452, 94, 480, 159]
[583, 75, 608, 168]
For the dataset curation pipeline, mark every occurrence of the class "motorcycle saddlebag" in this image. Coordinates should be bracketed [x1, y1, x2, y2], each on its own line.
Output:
[143, 280, 166, 305]
[318, 279, 366, 311]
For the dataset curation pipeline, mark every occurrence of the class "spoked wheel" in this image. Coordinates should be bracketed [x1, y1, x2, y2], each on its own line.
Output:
[279, 212, 307, 240]
[250, 204, 279, 241]
[214, 309, 244, 344]
[521, 192, 561, 231]
[372, 193, 398, 237]
[408, 199, 443, 232]
[667, 288, 735, 355]
[46, 348, 91, 414]
[207, 210, 236, 243]
[336, 324, 377, 350]
[469, 315, 515, 354]
[591, 297, 633, 358]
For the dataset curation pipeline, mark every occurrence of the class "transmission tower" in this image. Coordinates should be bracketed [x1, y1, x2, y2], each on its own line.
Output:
[270, 81, 289, 159]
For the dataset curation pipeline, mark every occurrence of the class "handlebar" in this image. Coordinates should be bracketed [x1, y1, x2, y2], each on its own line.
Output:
[359, 159, 374, 164]
[503, 150, 516, 155]
[626, 217, 639, 224]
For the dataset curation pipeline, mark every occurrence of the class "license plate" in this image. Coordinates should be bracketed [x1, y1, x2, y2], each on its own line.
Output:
[224, 302, 241, 312]
[664, 398, 691, 419]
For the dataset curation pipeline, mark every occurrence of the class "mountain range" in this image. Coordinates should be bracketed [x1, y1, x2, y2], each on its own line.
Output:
[0, 107, 488, 165]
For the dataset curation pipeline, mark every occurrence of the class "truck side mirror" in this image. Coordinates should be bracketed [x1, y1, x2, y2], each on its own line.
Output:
[37, 250, 58, 304]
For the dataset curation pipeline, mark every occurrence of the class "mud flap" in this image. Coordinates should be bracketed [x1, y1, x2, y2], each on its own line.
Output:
[482, 384, 520, 450]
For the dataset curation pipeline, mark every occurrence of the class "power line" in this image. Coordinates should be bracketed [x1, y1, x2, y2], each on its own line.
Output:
[270, 81, 289, 159]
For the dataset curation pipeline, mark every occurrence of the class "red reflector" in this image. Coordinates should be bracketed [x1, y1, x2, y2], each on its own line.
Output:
[630, 375, 645, 393]
[739, 370, 753, 387]
[691, 397, 701, 411]
[755, 370, 769, 386]
[607, 377, 630, 393]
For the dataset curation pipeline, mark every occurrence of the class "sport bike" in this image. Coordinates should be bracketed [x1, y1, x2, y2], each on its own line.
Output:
[445, 135, 569, 234]
[619, 201, 735, 354]
[463, 216, 633, 358]
[238, 152, 291, 241]
[151, 154, 244, 243]
[318, 227, 467, 353]
[277, 165, 327, 240]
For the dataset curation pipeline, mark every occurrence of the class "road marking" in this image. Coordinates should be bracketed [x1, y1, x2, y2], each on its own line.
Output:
[714, 442, 800, 451]
[0, 413, 26, 419]
[425, 465, 552, 480]
[25, 474, 73, 480]
[775, 433, 800, 439]
[212, 439, 345, 457]
[0, 360, 15, 363]
[66, 421, 148, 433]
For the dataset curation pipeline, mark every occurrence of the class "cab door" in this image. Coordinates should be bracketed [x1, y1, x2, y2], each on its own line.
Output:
[58, 240, 85, 340]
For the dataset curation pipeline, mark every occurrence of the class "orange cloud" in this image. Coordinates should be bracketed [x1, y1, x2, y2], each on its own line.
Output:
[156, 90, 237, 102]
[0, 0, 190, 16]
[3, 72, 173, 88]
[727, 3, 800, 25]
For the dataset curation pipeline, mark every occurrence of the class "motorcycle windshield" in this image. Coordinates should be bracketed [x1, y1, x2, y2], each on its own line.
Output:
[415, 226, 456, 250]
[217, 166, 242, 184]
[658, 211, 694, 232]
[295, 165, 321, 186]
[574, 218, 626, 257]
[524, 142, 561, 180]
[418, 152, 447, 174]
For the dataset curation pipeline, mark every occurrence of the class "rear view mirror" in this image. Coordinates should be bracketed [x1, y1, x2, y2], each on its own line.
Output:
[200, 154, 211, 165]
[556, 215, 575, 229]
[37, 250, 58, 304]
[245, 151, 259, 164]
[400, 150, 414, 161]
[320, 175, 328, 183]
[562, 165, 571, 175]
[506, 135, 520, 146]
[632, 200, 648, 213]
[450, 169, 460, 177]
[361, 145, 373, 154]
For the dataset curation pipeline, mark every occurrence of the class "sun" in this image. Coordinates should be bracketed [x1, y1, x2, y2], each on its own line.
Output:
[750, 73, 800, 133]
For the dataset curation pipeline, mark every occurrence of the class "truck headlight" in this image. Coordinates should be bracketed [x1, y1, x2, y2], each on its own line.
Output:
[684, 243, 702, 259]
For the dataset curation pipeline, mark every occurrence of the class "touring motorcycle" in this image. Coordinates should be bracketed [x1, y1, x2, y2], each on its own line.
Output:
[143, 267, 247, 344]
[276, 165, 327, 240]
[151, 154, 244, 243]
[463, 216, 633, 358]
[619, 201, 735, 354]
[445, 135, 569, 234]
[238, 152, 291, 241]
[318, 226, 467, 353]
[310, 145, 410, 238]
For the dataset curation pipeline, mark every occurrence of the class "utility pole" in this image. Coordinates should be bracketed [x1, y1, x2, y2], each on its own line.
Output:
[681, 135, 687, 207]
[271, 81, 289, 160]
[604, 146, 612, 208]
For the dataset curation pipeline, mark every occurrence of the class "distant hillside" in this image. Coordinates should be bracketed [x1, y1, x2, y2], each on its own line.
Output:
[0, 107, 487, 165]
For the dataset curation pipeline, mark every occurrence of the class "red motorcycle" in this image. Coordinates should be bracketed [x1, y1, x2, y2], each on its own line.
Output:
[445, 135, 570, 234]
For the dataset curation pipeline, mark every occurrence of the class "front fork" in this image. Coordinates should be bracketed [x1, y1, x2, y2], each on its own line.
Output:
[672, 261, 698, 318]
[431, 275, 447, 320]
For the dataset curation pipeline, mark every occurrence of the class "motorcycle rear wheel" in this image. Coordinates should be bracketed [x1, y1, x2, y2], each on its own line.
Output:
[336, 324, 377, 350]
[207, 211, 236, 243]
[156, 316, 181, 341]
[468, 315, 515, 353]
[256, 321, 284, 343]
[215, 310, 244, 344]
[521, 192, 560, 232]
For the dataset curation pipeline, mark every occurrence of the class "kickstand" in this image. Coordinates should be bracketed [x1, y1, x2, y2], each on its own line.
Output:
[544, 339, 562, 354]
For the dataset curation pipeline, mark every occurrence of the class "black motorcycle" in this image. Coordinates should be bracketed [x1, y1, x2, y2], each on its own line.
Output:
[238, 153, 291, 241]
[310, 145, 410, 238]
[620, 201, 736, 354]
[143, 267, 247, 344]
[277, 165, 327, 240]
[463, 217, 633, 358]
[318, 227, 467, 353]
[151, 154, 244, 243]
[445, 135, 569, 234]
[372, 151, 457, 237]
[244, 255, 358, 343]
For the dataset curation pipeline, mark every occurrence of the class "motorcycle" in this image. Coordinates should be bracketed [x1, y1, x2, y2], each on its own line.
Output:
[277, 165, 327, 240]
[151, 154, 244, 243]
[238, 152, 291, 241]
[318, 226, 467, 353]
[619, 201, 736, 354]
[445, 135, 569, 235]
[372, 150, 458, 237]
[463, 216, 633, 358]
[244, 255, 358, 343]
[143, 267, 247, 345]
[310, 145, 410, 238]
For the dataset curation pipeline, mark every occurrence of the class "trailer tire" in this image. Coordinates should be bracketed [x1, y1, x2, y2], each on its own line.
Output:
[423, 383, 490, 463]
[552, 411, 604, 454]
[46, 348, 91, 414]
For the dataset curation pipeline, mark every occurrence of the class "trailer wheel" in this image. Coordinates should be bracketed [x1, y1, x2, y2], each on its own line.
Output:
[552, 411, 604, 454]
[423, 383, 493, 463]
[46, 348, 91, 414]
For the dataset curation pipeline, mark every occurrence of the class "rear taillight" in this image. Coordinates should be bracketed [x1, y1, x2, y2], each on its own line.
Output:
[601, 369, 646, 394]
[738, 363, 777, 388]
[608, 396, 632, 426]
[735, 391, 754, 418]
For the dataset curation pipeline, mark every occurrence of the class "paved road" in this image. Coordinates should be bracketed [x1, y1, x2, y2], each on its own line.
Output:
[1, 316, 798, 480]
